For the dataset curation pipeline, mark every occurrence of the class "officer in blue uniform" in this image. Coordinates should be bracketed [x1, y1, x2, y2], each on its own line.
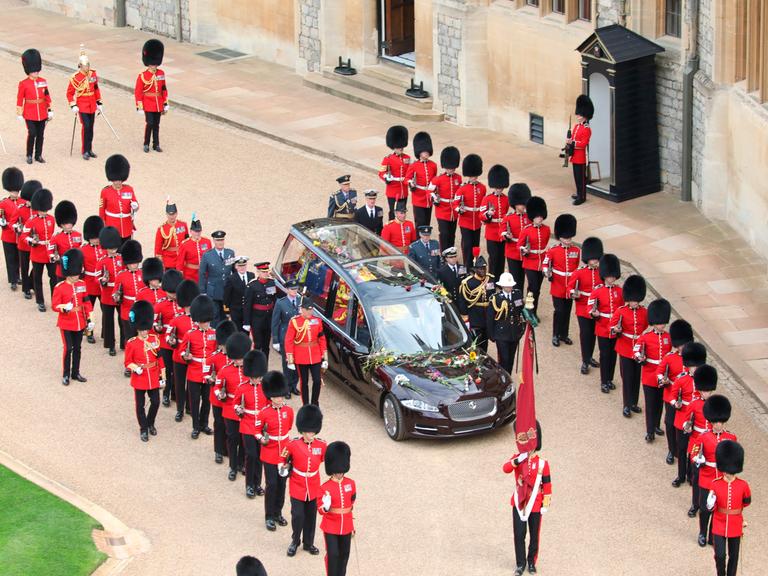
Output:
[327, 175, 357, 219]
[270, 279, 301, 396]
[199, 230, 235, 326]
[408, 225, 441, 279]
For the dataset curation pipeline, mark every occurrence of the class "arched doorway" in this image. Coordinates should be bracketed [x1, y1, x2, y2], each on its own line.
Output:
[588, 72, 612, 188]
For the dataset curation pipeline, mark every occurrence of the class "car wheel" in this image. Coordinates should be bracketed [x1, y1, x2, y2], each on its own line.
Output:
[382, 393, 406, 441]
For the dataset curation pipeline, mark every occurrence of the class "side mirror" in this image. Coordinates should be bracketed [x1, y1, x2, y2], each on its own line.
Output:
[354, 344, 369, 355]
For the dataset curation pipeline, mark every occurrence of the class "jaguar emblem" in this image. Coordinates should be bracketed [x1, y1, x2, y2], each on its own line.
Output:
[468, 401, 477, 410]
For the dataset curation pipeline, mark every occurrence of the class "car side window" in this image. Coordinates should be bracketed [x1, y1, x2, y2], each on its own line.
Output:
[278, 236, 311, 283]
[303, 262, 334, 315]
[351, 297, 371, 349]
[330, 279, 352, 332]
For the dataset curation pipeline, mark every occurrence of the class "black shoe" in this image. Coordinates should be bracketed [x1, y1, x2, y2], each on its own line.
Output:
[149, 426, 157, 436]
[645, 433, 654, 443]
[623, 407, 631, 418]
[86, 334, 96, 344]
[589, 358, 599, 368]
[26, 156, 33, 165]
[572, 198, 585, 206]
[698, 533, 707, 547]
[215, 453, 223, 464]
[514, 567, 525, 576]
[71, 373, 87, 382]
[228, 469, 237, 481]
[580, 362, 589, 375]
[287, 542, 298, 557]
[570, 194, 578, 200]
[201, 426, 213, 435]
[655, 427, 664, 436]
[630, 405, 642, 414]
[62, 375, 70, 386]
[191, 429, 200, 439]
[601, 383, 610, 394]
[10, 282, 17, 292]
[162, 396, 170, 407]
[143, 145, 150, 153]
[528, 561, 537, 574]
[88, 151, 97, 158]
[265, 518, 277, 531]
[185, 407, 191, 415]
[671, 477, 683, 488]
[687, 505, 699, 518]
[152, 146, 163, 153]
[561, 337, 573, 345]
[37, 303, 46, 312]
[304, 545, 320, 555]
[276, 515, 288, 527]
[246, 485, 256, 499]
[255, 486, 265, 496]
[666, 452, 675, 465]
[140, 430, 149, 442]
[109, 348, 116, 356]
[82, 153, 90, 161]
[34, 157, 45, 163]
[24, 291, 32, 300]
[608, 381, 616, 390]
[123, 368, 131, 378]
[551, 336, 560, 347]
[291, 387, 300, 396]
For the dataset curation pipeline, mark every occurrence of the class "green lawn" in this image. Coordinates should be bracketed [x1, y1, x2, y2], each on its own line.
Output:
[0, 465, 107, 576]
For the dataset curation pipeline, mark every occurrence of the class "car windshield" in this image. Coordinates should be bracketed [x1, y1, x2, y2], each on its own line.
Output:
[302, 223, 400, 264]
[369, 295, 468, 354]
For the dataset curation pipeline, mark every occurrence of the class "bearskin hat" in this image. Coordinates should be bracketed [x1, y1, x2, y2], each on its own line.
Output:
[412, 131, 433, 157]
[670, 319, 693, 348]
[508, 183, 532, 207]
[581, 237, 603, 263]
[394, 200, 407, 213]
[161, 269, 182, 294]
[215, 320, 237, 346]
[261, 370, 288, 399]
[21, 48, 42, 75]
[61, 248, 83, 277]
[325, 441, 351, 475]
[190, 294, 215, 323]
[535, 420, 543, 451]
[647, 298, 671, 325]
[129, 300, 155, 331]
[461, 154, 483, 178]
[141, 39, 164, 67]
[599, 254, 621, 280]
[488, 165, 510, 190]
[175, 279, 200, 308]
[20, 180, 42, 202]
[622, 274, 646, 302]
[226, 332, 252, 360]
[54, 200, 77, 227]
[575, 94, 594, 120]
[120, 239, 143, 265]
[694, 364, 718, 392]
[439, 146, 460, 170]
[385, 125, 408, 149]
[30, 188, 53, 212]
[296, 404, 323, 434]
[2, 167, 23, 192]
[82, 215, 104, 241]
[526, 196, 547, 221]
[715, 440, 744, 475]
[105, 154, 130, 182]
[98, 226, 121, 250]
[141, 257, 164, 284]
[554, 214, 577, 239]
[243, 349, 267, 379]
[703, 394, 731, 424]
[682, 342, 707, 368]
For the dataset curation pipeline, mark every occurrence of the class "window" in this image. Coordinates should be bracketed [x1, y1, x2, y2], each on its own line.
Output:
[578, 0, 591, 21]
[552, 0, 565, 14]
[330, 279, 352, 330]
[665, 0, 682, 38]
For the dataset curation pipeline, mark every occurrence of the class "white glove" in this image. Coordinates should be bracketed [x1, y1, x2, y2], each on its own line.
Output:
[706, 490, 717, 511]
[130, 201, 139, 211]
[86, 321, 95, 333]
[321, 360, 329, 370]
[71, 105, 79, 114]
[62, 302, 74, 312]
[694, 452, 705, 465]
[137, 109, 144, 115]
[278, 465, 289, 478]
[287, 363, 296, 371]
[159, 378, 166, 389]
[540, 507, 548, 514]
[133, 366, 144, 375]
[97, 104, 103, 113]
[243, 325, 251, 332]
[163, 104, 169, 112]
[17, 115, 24, 122]
[47, 110, 54, 120]
[272, 343, 280, 352]
[515, 452, 529, 464]
[321, 491, 331, 512]
[0, 218, 6, 227]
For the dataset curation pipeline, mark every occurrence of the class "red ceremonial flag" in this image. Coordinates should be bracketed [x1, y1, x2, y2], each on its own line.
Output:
[515, 323, 537, 453]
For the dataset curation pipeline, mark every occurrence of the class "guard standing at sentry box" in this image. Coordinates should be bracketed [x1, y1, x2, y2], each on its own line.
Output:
[135, 39, 168, 153]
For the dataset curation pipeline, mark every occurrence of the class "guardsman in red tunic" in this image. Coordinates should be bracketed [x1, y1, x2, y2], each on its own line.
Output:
[80, 216, 105, 319]
[216, 333, 253, 483]
[66, 45, 102, 160]
[455, 154, 486, 270]
[501, 183, 531, 292]
[429, 146, 462, 250]
[568, 95, 593, 206]
[706, 441, 751, 576]
[634, 299, 672, 443]
[16, 180, 42, 299]
[611, 275, 648, 419]
[380, 201, 416, 251]
[97, 226, 124, 354]
[167, 280, 200, 422]
[1, 167, 25, 289]
[24, 188, 56, 311]
[543, 214, 579, 348]
[137, 257, 166, 307]
[154, 200, 188, 270]
[588, 254, 623, 394]
[209, 320, 237, 464]
[234, 349, 268, 497]
[124, 300, 165, 442]
[657, 319, 693, 465]
[52, 248, 93, 386]
[692, 395, 736, 547]
[51, 201, 82, 281]
[155, 269, 183, 406]
[683, 364, 718, 519]
[17, 49, 52, 164]
[481, 165, 510, 283]
[566, 237, 603, 375]
[319, 441, 356, 576]
[378, 125, 410, 221]
[503, 423, 551, 576]
[405, 131, 437, 228]
[518, 196, 550, 314]
[135, 39, 168, 153]
[284, 296, 328, 406]
[180, 294, 217, 439]
[256, 371, 294, 531]
[100, 155, 137, 244]
[280, 405, 327, 558]
[113, 240, 145, 356]
[177, 214, 211, 282]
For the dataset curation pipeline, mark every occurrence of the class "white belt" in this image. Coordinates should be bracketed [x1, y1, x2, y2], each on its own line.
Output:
[414, 185, 430, 191]
[528, 249, 546, 254]
[189, 356, 207, 363]
[488, 218, 504, 223]
[704, 461, 716, 468]
[84, 270, 100, 277]
[680, 400, 690, 406]
[106, 282, 115, 287]
[226, 393, 236, 399]
[694, 426, 707, 433]
[293, 469, 319, 478]
[462, 206, 482, 212]
[271, 434, 289, 441]
[599, 312, 612, 318]
[645, 358, 661, 365]
[243, 408, 256, 415]
[621, 333, 640, 340]
[506, 236, 518, 242]
[551, 269, 570, 277]
[388, 177, 404, 182]
[124, 295, 136, 301]
[105, 211, 131, 219]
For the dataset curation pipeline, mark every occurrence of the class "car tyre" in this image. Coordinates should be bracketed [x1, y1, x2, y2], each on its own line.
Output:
[382, 393, 406, 441]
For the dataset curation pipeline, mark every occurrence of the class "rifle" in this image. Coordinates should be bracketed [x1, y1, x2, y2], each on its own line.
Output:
[113, 281, 123, 305]
[590, 296, 600, 318]
[560, 115, 573, 167]
[570, 278, 580, 300]
[610, 313, 623, 337]
[657, 362, 670, 387]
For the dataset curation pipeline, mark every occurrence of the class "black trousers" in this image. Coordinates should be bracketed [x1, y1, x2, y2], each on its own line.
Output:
[100, 303, 122, 350]
[573, 162, 587, 202]
[513, 508, 542, 568]
[249, 312, 272, 361]
[212, 405, 226, 455]
[577, 316, 596, 363]
[121, 317, 137, 350]
[25, 119, 46, 158]
[211, 300, 225, 328]
[280, 349, 299, 390]
[551, 297, 573, 339]
[188, 380, 210, 432]
[691, 466, 700, 509]
[386, 197, 407, 221]
[159, 348, 175, 400]
[486, 239, 505, 283]
[713, 535, 740, 576]
[174, 362, 189, 414]
[665, 403, 678, 456]
[698, 482, 713, 539]
[470, 326, 489, 354]
[242, 434, 263, 488]
[459, 227, 481, 269]
[225, 418, 244, 472]
[134, 388, 160, 432]
[324, 533, 352, 576]
[2, 241, 20, 284]
[506, 258, 525, 295]
[32, 261, 56, 305]
[437, 219, 457, 251]
[413, 206, 432, 229]
[79, 112, 95, 154]
[643, 386, 663, 436]
[19, 250, 32, 293]
[60, 329, 83, 377]
[143, 111, 161, 147]
[597, 336, 618, 385]
[291, 497, 318, 547]
[298, 363, 322, 406]
[619, 355, 641, 409]
[495, 338, 519, 374]
[524, 270, 543, 314]
[676, 429, 691, 482]
[264, 463, 287, 520]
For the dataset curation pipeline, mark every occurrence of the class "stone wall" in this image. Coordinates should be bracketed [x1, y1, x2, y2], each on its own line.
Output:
[596, 0, 620, 27]
[436, 13, 462, 122]
[656, 51, 684, 190]
[129, 0, 190, 41]
[29, 0, 115, 26]
[298, 0, 321, 72]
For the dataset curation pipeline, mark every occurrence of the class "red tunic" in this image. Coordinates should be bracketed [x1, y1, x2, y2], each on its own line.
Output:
[124, 334, 165, 390]
[256, 404, 295, 464]
[378, 153, 411, 201]
[670, 372, 695, 429]
[543, 243, 581, 298]
[15, 204, 33, 252]
[684, 392, 710, 454]
[114, 269, 145, 321]
[155, 298, 181, 351]
[66, 69, 101, 113]
[480, 193, 509, 242]
[519, 224, 551, 272]
[611, 305, 649, 359]
[180, 326, 217, 383]
[284, 315, 327, 365]
[571, 122, 591, 165]
[381, 220, 416, 250]
[177, 237, 211, 282]
[318, 477, 356, 535]
[97, 253, 124, 306]
[168, 313, 193, 364]
[566, 265, 600, 318]
[52, 280, 92, 331]
[455, 181, 486, 230]
[588, 284, 624, 338]
[134, 68, 168, 112]
[658, 351, 685, 403]
[693, 431, 738, 490]
[708, 477, 751, 538]
[634, 329, 671, 387]
[154, 220, 188, 270]
[207, 351, 228, 407]
[81, 243, 105, 296]
[137, 286, 166, 307]
[0, 196, 24, 244]
[24, 214, 56, 264]
[405, 159, 438, 208]
[503, 453, 552, 515]
[99, 185, 137, 239]
[502, 211, 531, 260]
[430, 172, 462, 222]
[16, 76, 52, 121]
[233, 379, 268, 434]
[216, 363, 249, 421]
[51, 230, 83, 278]
[280, 438, 327, 501]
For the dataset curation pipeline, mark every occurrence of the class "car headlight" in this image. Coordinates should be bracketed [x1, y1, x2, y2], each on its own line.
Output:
[501, 383, 515, 401]
[401, 398, 439, 413]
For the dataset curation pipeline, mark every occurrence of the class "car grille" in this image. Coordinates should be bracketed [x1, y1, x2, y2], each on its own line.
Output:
[447, 397, 497, 422]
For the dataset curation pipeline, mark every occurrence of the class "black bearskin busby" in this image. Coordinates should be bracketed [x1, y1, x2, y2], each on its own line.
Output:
[61, 248, 83, 277]
[488, 165, 510, 190]
[190, 294, 215, 323]
[141, 257, 164, 284]
[215, 320, 237, 346]
[439, 146, 460, 170]
[261, 370, 288, 398]
[412, 131, 433, 157]
[694, 364, 718, 392]
[622, 274, 646, 302]
[575, 94, 594, 120]
[703, 394, 731, 424]
[54, 200, 77, 227]
[20, 180, 42, 202]
[669, 319, 693, 348]
[554, 214, 577, 239]
[296, 404, 323, 434]
[462, 154, 483, 178]
[21, 49, 42, 75]
[385, 125, 408, 149]
[120, 239, 143, 265]
[142, 39, 164, 67]
[161, 269, 183, 294]
[715, 440, 743, 475]
[98, 226, 121, 250]
[647, 298, 671, 325]
[82, 215, 104, 241]
[682, 342, 707, 368]
[175, 279, 200, 308]
[526, 196, 547, 221]
[581, 236, 603, 263]
[599, 254, 621, 280]
[226, 333, 252, 360]
[325, 441, 351, 475]
[243, 349, 267, 379]
[130, 300, 155, 331]
[508, 183, 532, 207]
[2, 167, 23, 191]
[105, 154, 130, 182]
[30, 188, 53, 212]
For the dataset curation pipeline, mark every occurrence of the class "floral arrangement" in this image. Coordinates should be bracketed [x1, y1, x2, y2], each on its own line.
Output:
[430, 283, 452, 304]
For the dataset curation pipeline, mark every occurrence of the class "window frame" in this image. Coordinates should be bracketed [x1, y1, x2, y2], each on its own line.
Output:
[663, 0, 682, 39]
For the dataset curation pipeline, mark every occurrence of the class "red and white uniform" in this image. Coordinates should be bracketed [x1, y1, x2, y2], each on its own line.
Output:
[233, 378, 267, 435]
[0, 196, 25, 244]
[154, 220, 188, 270]
[97, 253, 124, 306]
[137, 285, 166, 307]
[683, 391, 710, 454]
[124, 334, 164, 390]
[406, 158, 437, 209]
[519, 223, 551, 272]
[216, 362, 249, 422]
[480, 192, 509, 242]
[566, 264, 600, 318]
[15, 203, 34, 254]
[24, 213, 56, 264]
[207, 350, 228, 408]
[658, 350, 685, 404]
[319, 477, 356, 535]
[381, 219, 416, 251]
[503, 453, 552, 516]
[635, 329, 672, 387]
[256, 404, 295, 464]
[670, 372, 695, 429]
[52, 279, 92, 332]
[134, 68, 168, 112]
[378, 152, 411, 202]
[81, 243, 105, 297]
[177, 236, 211, 282]
[708, 477, 751, 538]
[571, 122, 591, 165]
[168, 312, 193, 364]
[179, 326, 217, 383]
[66, 69, 101, 113]
[693, 430, 738, 491]
[588, 284, 624, 338]
[502, 211, 531, 261]
[455, 181, 486, 231]
[280, 438, 328, 501]
[284, 315, 327, 365]
[51, 229, 83, 278]
[114, 268, 144, 321]
[611, 305, 649, 359]
[430, 172, 462, 223]
[155, 298, 181, 352]
[99, 185, 137, 239]
[16, 76, 51, 121]
[543, 243, 581, 299]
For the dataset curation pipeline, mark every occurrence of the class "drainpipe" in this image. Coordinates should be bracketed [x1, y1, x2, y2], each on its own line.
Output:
[176, 0, 183, 42]
[681, 0, 700, 201]
[618, 0, 628, 26]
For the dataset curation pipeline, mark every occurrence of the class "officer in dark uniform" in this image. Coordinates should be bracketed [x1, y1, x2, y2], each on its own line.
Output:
[271, 279, 301, 395]
[487, 272, 525, 373]
[458, 252, 493, 353]
[437, 247, 466, 305]
[354, 189, 384, 235]
[199, 229, 235, 326]
[407, 225, 441, 279]
[223, 255, 253, 332]
[327, 175, 357, 219]
[243, 261, 278, 359]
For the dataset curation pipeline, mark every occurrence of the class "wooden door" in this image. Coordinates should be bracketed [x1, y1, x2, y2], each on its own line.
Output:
[384, 0, 415, 56]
